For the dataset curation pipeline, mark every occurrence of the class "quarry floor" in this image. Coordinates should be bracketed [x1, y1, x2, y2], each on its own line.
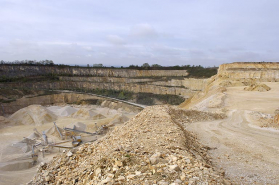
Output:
[0, 105, 137, 185]
[0, 83, 279, 184]
[186, 83, 279, 184]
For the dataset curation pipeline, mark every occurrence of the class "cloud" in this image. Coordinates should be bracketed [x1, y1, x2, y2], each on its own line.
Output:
[1, 1, 279, 66]
[106, 35, 126, 45]
[130, 23, 158, 39]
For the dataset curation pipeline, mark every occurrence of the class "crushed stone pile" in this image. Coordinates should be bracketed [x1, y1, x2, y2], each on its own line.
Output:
[169, 107, 226, 125]
[66, 122, 87, 132]
[274, 109, 279, 125]
[107, 114, 130, 126]
[92, 114, 106, 120]
[71, 108, 97, 119]
[249, 110, 279, 128]
[47, 106, 78, 117]
[97, 107, 118, 116]
[0, 116, 12, 126]
[9, 105, 57, 125]
[29, 105, 230, 185]
[244, 83, 271, 92]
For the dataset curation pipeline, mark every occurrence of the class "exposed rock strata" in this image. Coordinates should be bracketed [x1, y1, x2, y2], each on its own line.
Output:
[0, 93, 142, 116]
[218, 62, 279, 81]
[0, 81, 195, 97]
[0, 65, 188, 78]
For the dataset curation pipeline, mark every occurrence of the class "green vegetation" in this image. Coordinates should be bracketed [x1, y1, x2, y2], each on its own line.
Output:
[0, 89, 59, 104]
[128, 64, 217, 78]
[135, 93, 185, 105]
[1, 61, 217, 78]
[0, 59, 54, 65]
[82, 88, 133, 101]
[72, 88, 184, 105]
[185, 65, 217, 78]
[0, 74, 59, 83]
[0, 99, 16, 103]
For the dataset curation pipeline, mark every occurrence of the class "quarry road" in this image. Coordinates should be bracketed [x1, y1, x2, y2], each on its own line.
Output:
[186, 110, 279, 185]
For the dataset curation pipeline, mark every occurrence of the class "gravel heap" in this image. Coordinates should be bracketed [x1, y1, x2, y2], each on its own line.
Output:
[244, 83, 271, 92]
[29, 105, 230, 185]
[169, 107, 226, 125]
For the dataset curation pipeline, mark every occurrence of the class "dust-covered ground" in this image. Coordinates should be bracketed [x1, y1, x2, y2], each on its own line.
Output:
[179, 82, 279, 184]
[0, 104, 138, 185]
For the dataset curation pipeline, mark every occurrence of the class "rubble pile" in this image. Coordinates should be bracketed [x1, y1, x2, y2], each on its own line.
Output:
[244, 83, 271, 92]
[29, 105, 230, 185]
[169, 107, 226, 125]
[274, 109, 279, 125]
[9, 105, 57, 125]
[249, 110, 279, 128]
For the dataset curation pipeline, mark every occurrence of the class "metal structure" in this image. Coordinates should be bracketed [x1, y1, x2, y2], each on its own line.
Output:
[63, 127, 97, 135]
[20, 122, 104, 161]
[54, 122, 64, 140]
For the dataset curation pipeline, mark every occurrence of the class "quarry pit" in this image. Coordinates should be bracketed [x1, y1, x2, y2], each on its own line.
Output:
[0, 62, 279, 185]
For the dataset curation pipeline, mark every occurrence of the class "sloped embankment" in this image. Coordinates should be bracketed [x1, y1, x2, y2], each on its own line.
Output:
[29, 105, 229, 185]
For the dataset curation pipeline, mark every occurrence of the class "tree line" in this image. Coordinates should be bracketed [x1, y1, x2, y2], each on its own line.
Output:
[0, 61, 217, 78]
[0, 60, 54, 65]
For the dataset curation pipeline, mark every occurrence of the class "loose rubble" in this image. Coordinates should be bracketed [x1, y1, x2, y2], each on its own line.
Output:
[29, 105, 230, 185]
[244, 83, 271, 92]
[169, 107, 226, 125]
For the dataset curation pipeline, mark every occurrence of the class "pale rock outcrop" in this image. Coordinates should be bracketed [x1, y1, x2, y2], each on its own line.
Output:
[218, 62, 279, 82]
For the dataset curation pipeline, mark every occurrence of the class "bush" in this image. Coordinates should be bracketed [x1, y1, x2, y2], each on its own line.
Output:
[135, 93, 185, 105]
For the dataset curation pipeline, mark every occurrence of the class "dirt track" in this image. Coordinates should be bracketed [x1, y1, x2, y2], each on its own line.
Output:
[187, 109, 279, 184]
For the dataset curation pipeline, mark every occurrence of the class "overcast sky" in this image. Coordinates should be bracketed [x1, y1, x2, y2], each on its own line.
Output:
[0, 0, 279, 67]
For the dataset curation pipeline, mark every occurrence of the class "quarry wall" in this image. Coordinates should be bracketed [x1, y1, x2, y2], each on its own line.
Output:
[0, 65, 188, 78]
[0, 92, 142, 116]
[0, 65, 209, 98]
[0, 81, 196, 97]
[218, 62, 279, 81]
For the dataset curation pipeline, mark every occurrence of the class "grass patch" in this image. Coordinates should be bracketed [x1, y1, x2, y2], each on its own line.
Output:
[136, 93, 185, 105]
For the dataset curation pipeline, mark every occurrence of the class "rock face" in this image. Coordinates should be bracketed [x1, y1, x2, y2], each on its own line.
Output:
[180, 62, 279, 110]
[0, 65, 188, 78]
[29, 105, 229, 185]
[0, 93, 142, 116]
[0, 80, 196, 98]
[0, 65, 209, 99]
[218, 62, 279, 81]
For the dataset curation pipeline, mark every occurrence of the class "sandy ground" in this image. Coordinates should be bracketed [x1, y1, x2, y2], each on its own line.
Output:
[184, 82, 279, 184]
[0, 104, 136, 185]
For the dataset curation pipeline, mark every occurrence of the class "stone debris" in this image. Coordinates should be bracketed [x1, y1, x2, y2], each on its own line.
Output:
[169, 107, 226, 125]
[28, 105, 230, 185]
[9, 105, 57, 125]
[244, 83, 271, 92]
[248, 111, 279, 128]
[274, 108, 279, 125]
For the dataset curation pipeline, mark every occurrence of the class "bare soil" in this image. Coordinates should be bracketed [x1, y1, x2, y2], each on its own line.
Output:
[0, 104, 137, 185]
[181, 82, 279, 184]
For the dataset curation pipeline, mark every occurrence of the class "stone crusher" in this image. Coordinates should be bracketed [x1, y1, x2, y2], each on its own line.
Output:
[30, 123, 106, 162]
[63, 124, 108, 146]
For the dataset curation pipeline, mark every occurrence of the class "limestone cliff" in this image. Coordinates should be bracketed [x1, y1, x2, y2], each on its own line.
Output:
[218, 62, 279, 81]
[0, 65, 210, 99]
[0, 65, 188, 78]
[0, 92, 142, 116]
[0, 81, 195, 97]
[180, 62, 279, 110]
